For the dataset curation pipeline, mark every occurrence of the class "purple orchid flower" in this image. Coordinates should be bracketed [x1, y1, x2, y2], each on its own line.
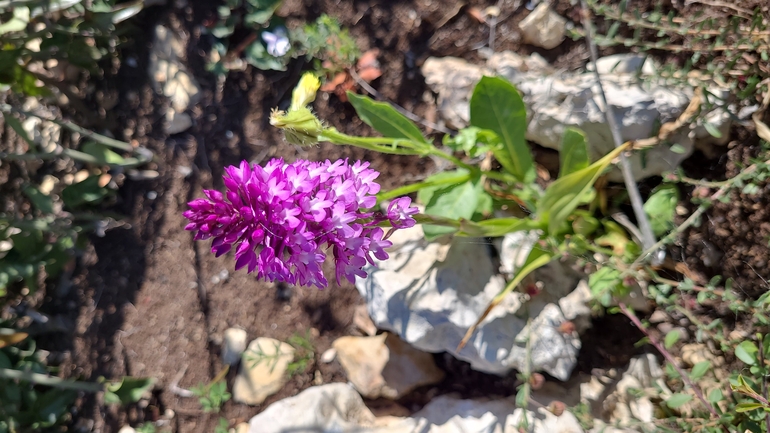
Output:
[184, 158, 419, 288]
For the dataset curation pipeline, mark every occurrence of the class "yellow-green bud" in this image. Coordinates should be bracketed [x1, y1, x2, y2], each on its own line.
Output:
[270, 107, 323, 146]
[290, 73, 321, 111]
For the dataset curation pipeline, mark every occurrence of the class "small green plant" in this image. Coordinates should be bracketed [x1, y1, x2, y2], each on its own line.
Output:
[286, 331, 315, 377]
[135, 423, 157, 433]
[206, 0, 359, 75]
[0, 0, 144, 98]
[214, 417, 229, 433]
[191, 368, 231, 413]
[572, 0, 769, 98]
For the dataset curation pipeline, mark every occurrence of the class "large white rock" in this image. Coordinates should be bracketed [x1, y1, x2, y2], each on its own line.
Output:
[245, 383, 584, 433]
[332, 333, 445, 399]
[422, 53, 732, 181]
[246, 383, 416, 432]
[356, 225, 584, 380]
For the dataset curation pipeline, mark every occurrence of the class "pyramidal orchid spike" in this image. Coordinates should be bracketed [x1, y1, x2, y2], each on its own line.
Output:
[184, 158, 418, 288]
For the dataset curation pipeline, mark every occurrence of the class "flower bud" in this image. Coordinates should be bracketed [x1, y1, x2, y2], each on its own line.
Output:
[290, 72, 320, 111]
[270, 107, 323, 146]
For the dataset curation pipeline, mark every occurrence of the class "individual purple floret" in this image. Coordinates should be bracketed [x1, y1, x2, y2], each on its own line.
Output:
[183, 158, 418, 289]
[387, 197, 419, 229]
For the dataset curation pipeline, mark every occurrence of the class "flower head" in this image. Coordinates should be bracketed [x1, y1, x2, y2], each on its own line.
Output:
[184, 158, 417, 288]
[290, 72, 321, 111]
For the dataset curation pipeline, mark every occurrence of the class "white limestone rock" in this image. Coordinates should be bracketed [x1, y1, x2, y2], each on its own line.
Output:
[356, 225, 584, 380]
[221, 328, 248, 366]
[519, 3, 567, 49]
[245, 383, 585, 433]
[422, 52, 733, 181]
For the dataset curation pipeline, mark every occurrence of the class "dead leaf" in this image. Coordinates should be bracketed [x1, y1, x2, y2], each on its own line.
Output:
[467, 7, 486, 24]
[320, 71, 348, 92]
[0, 331, 29, 349]
[357, 49, 379, 68]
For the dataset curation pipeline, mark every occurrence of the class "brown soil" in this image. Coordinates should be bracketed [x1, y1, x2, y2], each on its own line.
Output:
[10, 0, 765, 432]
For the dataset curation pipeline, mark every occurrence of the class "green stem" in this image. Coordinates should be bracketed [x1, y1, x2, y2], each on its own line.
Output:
[0, 368, 104, 392]
[320, 128, 476, 171]
[0, 103, 133, 152]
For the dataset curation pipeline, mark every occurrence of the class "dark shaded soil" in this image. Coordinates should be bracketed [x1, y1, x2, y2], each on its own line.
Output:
[4, 0, 764, 432]
[679, 134, 770, 299]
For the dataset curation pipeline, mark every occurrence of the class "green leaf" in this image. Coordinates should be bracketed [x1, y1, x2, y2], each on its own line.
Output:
[244, 41, 287, 71]
[588, 266, 626, 307]
[380, 169, 470, 202]
[61, 175, 109, 209]
[23, 185, 54, 214]
[31, 389, 77, 427]
[664, 329, 681, 349]
[0, 7, 30, 35]
[243, 0, 282, 25]
[415, 169, 472, 204]
[347, 93, 428, 144]
[422, 177, 483, 240]
[469, 76, 534, 182]
[644, 184, 679, 237]
[703, 122, 722, 138]
[735, 341, 759, 365]
[690, 360, 711, 380]
[9, 229, 45, 260]
[670, 143, 687, 154]
[736, 402, 765, 413]
[707, 388, 723, 403]
[455, 217, 540, 237]
[3, 114, 34, 149]
[443, 127, 498, 158]
[665, 393, 693, 409]
[559, 127, 589, 177]
[104, 377, 156, 405]
[80, 141, 125, 165]
[537, 144, 628, 236]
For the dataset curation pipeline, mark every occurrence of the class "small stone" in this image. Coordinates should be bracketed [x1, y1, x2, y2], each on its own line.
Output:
[592, 54, 655, 75]
[352, 304, 377, 336]
[222, 328, 248, 366]
[234, 422, 250, 433]
[580, 375, 605, 402]
[518, 3, 566, 49]
[165, 111, 192, 135]
[648, 309, 668, 324]
[233, 338, 295, 405]
[177, 165, 193, 177]
[681, 343, 711, 367]
[320, 348, 337, 363]
[332, 333, 445, 399]
[117, 427, 136, 433]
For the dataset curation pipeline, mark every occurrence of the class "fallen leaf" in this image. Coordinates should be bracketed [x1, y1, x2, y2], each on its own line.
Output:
[0, 330, 29, 349]
[356, 49, 380, 70]
[320, 71, 348, 92]
[467, 7, 486, 24]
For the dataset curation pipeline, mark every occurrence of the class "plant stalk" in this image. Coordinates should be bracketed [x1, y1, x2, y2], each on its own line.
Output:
[579, 1, 657, 253]
[618, 303, 721, 419]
